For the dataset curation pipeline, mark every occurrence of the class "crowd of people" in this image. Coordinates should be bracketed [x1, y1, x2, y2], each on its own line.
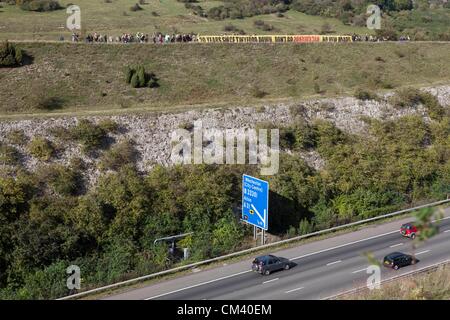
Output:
[67, 31, 412, 44]
[351, 33, 411, 42]
[70, 32, 197, 44]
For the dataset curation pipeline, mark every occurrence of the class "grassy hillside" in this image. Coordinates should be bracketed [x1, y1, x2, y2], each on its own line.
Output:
[0, 0, 371, 41]
[1, 42, 450, 115]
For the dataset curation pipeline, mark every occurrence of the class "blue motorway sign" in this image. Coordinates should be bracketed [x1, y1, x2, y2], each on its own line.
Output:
[242, 175, 269, 230]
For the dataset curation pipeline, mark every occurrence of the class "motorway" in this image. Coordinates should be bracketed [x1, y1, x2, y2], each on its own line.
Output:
[104, 207, 450, 300]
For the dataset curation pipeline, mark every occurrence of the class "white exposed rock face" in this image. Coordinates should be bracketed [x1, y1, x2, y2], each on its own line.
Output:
[1, 85, 449, 184]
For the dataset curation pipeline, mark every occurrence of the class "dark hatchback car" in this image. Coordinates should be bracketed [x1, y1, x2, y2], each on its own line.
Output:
[252, 255, 292, 275]
[383, 252, 417, 270]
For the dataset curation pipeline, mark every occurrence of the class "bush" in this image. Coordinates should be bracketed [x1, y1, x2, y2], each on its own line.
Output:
[99, 140, 137, 171]
[137, 66, 146, 88]
[71, 119, 107, 152]
[19, 0, 62, 12]
[40, 164, 82, 196]
[6, 129, 27, 145]
[98, 119, 120, 134]
[0, 144, 20, 165]
[125, 65, 158, 88]
[0, 41, 23, 67]
[298, 219, 313, 235]
[354, 88, 379, 101]
[130, 73, 139, 88]
[28, 137, 55, 161]
[125, 67, 134, 84]
[253, 20, 274, 31]
[390, 88, 445, 120]
[48, 126, 72, 141]
[390, 87, 424, 108]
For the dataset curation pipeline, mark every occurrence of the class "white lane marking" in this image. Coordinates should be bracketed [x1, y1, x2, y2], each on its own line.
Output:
[444, 230, 450, 233]
[144, 270, 251, 300]
[416, 250, 430, 256]
[145, 216, 450, 300]
[285, 287, 304, 294]
[290, 230, 399, 261]
[390, 243, 403, 248]
[326, 260, 342, 266]
[352, 268, 367, 274]
[263, 278, 279, 284]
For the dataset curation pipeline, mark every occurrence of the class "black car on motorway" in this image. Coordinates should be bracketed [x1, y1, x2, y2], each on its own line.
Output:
[383, 252, 417, 270]
[252, 255, 292, 275]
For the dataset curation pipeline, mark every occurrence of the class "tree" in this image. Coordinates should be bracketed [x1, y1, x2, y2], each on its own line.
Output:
[212, 212, 243, 256]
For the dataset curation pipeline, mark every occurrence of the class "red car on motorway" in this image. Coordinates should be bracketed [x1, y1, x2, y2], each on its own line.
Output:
[400, 223, 419, 239]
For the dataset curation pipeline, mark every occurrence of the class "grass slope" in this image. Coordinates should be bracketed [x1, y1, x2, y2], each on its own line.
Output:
[0, 0, 371, 41]
[0, 42, 449, 115]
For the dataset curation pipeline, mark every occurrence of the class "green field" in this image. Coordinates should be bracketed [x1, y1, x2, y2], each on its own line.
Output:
[0, 0, 372, 41]
[1, 41, 449, 116]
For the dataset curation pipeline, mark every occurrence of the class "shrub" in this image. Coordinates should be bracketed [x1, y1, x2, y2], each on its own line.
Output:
[99, 140, 137, 171]
[40, 164, 82, 196]
[6, 129, 27, 145]
[28, 137, 55, 161]
[125, 66, 134, 84]
[298, 218, 313, 235]
[35, 96, 65, 110]
[0, 144, 20, 165]
[130, 73, 139, 88]
[71, 119, 107, 152]
[354, 88, 379, 101]
[390, 88, 445, 119]
[19, 0, 62, 12]
[125, 65, 158, 88]
[390, 87, 423, 108]
[0, 41, 23, 67]
[98, 119, 120, 134]
[137, 66, 146, 88]
[419, 92, 446, 121]
[48, 126, 72, 141]
[253, 20, 274, 31]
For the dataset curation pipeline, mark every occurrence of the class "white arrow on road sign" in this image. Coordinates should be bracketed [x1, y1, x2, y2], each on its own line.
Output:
[251, 204, 266, 225]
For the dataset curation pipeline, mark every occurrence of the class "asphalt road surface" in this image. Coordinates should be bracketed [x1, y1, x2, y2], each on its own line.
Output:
[104, 207, 450, 300]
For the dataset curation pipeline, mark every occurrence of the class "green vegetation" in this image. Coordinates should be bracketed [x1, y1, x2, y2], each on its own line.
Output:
[354, 88, 379, 101]
[48, 120, 119, 152]
[0, 41, 23, 67]
[125, 65, 158, 89]
[1, 42, 449, 114]
[15, 0, 62, 12]
[38, 164, 82, 196]
[0, 112, 449, 299]
[6, 129, 27, 145]
[0, 143, 20, 165]
[27, 136, 55, 161]
[390, 87, 447, 120]
[0, 0, 370, 41]
[99, 139, 137, 171]
[70, 119, 108, 152]
[0, 0, 448, 40]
